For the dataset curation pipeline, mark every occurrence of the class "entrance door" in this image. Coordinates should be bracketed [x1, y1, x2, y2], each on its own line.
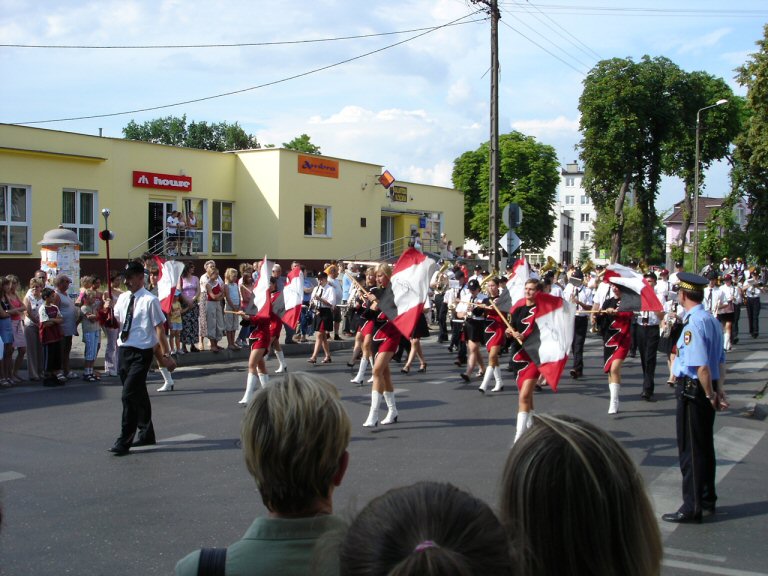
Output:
[148, 201, 174, 254]
[380, 216, 395, 260]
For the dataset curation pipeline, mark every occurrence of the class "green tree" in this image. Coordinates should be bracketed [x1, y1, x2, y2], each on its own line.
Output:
[123, 115, 259, 151]
[699, 195, 749, 263]
[592, 203, 665, 264]
[734, 24, 768, 262]
[452, 131, 559, 253]
[283, 134, 321, 154]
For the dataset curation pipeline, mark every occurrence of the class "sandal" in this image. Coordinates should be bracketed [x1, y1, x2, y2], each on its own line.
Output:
[321, 357, 332, 364]
[0, 378, 13, 388]
[307, 358, 317, 364]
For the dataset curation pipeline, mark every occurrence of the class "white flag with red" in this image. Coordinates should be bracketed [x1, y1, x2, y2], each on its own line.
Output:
[506, 257, 530, 305]
[272, 266, 304, 328]
[376, 248, 435, 338]
[603, 264, 663, 312]
[153, 256, 185, 315]
[252, 256, 271, 319]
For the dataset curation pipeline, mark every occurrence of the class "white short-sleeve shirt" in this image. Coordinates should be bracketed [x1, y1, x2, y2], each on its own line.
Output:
[114, 287, 166, 349]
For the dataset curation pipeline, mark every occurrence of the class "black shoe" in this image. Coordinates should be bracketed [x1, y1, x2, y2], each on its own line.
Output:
[460, 373, 470, 382]
[284, 339, 295, 345]
[392, 355, 402, 363]
[334, 335, 342, 341]
[447, 346, 455, 353]
[131, 438, 157, 448]
[108, 443, 130, 456]
[535, 384, 543, 391]
[189, 345, 200, 353]
[702, 505, 716, 518]
[629, 351, 637, 358]
[661, 511, 701, 524]
[569, 369, 580, 379]
[733, 338, 739, 345]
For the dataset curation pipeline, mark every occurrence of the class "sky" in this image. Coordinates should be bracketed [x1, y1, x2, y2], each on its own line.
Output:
[2, 0, 767, 214]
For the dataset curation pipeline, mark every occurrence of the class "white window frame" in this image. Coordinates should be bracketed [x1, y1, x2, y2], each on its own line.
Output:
[0, 183, 32, 254]
[211, 200, 233, 254]
[580, 213, 590, 223]
[304, 204, 332, 237]
[565, 195, 575, 205]
[580, 195, 590, 205]
[565, 176, 575, 187]
[62, 188, 98, 254]
[580, 231, 590, 241]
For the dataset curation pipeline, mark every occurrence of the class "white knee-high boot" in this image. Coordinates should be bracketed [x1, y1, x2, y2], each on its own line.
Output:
[514, 411, 530, 443]
[258, 373, 269, 388]
[527, 409, 535, 428]
[363, 391, 381, 427]
[479, 366, 494, 393]
[608, 382, 620, 414]
[157, 367, 175, 392]
[381, 391, 399, 424]
[367, 357, 375, 383]
[274, 350, 287, 373]
[723, 332, 731, 351]
[351, 356, 368, 384]
[492, 366, 504, 392]
[238, 373, 258, 405]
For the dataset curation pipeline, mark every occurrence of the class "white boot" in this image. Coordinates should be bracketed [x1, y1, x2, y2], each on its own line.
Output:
[527, 409, 535, 428]
[479, 366, 494, 393]
[381, 391, 399, 425]
[363, 391, 381, 427]
[351, 356, 368, 384]
[156, 367, 175, 392]
[274, 350, 287, 373]
[723, 332, 731, 351]
[514, 411, 530, 443]
[608, 382, 620, 414]
[491, 366, 504, 392]
[258, 373, 269, 388]
[238, 373, 258, 405]
[367, 357, 375, 383]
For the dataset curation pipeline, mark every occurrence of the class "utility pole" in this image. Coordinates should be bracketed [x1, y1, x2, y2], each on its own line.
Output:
[471, 0, 500, 270]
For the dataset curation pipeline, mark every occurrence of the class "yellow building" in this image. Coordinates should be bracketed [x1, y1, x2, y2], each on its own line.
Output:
[0, 124, 463, 277]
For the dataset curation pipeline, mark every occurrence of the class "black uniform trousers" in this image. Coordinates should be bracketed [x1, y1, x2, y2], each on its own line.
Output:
[637, 323, 660, 396]
[434, 293, 449, 342]
[675, 379, 717, 516]
[746, 297, 760, 337]
[116, 346, 156, 448]
[450, 318, 467, 363]
[571, 316, 588, 375]
[629, 316, 638, 356]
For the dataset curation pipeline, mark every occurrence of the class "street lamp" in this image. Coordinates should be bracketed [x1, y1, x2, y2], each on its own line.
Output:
[693, 98, 728, 273]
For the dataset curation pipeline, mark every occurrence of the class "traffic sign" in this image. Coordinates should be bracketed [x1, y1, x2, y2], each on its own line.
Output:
[499, 231, 522, 255]
[502, 203, 522, 228]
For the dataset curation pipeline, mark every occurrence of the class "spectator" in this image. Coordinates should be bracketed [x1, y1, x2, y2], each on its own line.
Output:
[198, 260, 217, 350]
[53, 274, 79, 380]
[39, 287, 65, 386]
[5, 275, 27, 383]
[79, 290, 102, 382]
[177, 262, 199, 354]
[204, 267, 225, 353]
[175, 372, 351, 575]
[23, 278, 44, 381]
[499, 413, 662, 576]
[223, 268, 241, 351]
[337, 481, 512, 576]
[102, 273, 124, 377]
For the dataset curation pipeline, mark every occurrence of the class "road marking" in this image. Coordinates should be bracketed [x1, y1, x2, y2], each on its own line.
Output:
[0, 471, 25, 483]
[649, 426, 764, 534]
[665, 547, 726, 563]
[728, 350, 768, 373]
[662, 559, 768, 576]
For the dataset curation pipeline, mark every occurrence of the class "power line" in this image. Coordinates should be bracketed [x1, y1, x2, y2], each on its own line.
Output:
[12, 11, 486, 125]
[517, 0, 602, 61]
[0, 19, 486, 49]
[498, 3, 768, 17]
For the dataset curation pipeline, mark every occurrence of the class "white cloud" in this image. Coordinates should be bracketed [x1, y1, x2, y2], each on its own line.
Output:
[447, 78, 472, 106]
[676, 28, 732, 55]
[400, 160, 454, 187]
[511, 116, 579, 140]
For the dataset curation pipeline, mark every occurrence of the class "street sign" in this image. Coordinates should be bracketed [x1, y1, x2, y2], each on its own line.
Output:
[499, 231, 522, 255]
[502, 203, 522, 228]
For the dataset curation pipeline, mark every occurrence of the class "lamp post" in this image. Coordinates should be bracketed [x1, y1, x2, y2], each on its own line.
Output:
[692, 98, 728, 273]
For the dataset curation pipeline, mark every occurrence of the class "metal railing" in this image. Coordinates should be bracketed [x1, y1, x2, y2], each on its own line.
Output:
[127, 230, 185, 261]
[340, 235, 444, 264]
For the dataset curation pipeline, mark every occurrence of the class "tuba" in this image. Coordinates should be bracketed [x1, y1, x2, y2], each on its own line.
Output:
[541, 256, 557, 273]
[581, 259, 594, 277]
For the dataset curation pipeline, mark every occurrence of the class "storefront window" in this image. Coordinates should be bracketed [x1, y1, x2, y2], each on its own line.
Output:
[182, 198, 206, 253]
[304, 205, 331, 237]
[212, 201, 233, 253]
[0, 184, 31, 253]
[62, 189, 97, 253]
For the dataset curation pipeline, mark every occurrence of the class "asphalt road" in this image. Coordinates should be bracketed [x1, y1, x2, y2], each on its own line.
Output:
[1, 310, 767, 576]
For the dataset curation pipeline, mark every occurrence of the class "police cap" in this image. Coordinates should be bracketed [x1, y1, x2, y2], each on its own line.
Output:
[676, 272, 708, 292]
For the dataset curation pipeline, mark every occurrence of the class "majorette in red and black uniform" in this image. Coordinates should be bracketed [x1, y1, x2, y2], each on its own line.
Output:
[508, 298, 541, 386]
[357, 287, 377, 338]
[370, 286, 400, 354]
[244, 296, 281, 351]
[600, 295, 633, 372]
[268, 290, 283, 341]
[483, 296, 507, 351]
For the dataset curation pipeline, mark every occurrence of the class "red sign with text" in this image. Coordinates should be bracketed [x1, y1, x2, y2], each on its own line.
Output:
[133, 171, 192, 192]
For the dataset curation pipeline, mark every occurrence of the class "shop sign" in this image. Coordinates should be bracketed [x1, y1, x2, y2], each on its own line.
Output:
[133, 171, 192, 192]
[391, 185, 408, 203]
[298, 155, 339, 179]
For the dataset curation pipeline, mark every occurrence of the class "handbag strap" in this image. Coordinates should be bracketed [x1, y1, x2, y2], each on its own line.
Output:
[197, 547, 227, 576]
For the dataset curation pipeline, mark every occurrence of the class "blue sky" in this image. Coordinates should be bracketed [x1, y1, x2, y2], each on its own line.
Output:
[2, 0, 766, 213]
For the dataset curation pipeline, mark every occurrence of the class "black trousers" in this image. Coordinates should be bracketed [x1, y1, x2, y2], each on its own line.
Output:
[733, 304, 741, 341]
[675, 379, 717, 516]
[637, 324, 660, 395]
[117, 346, 156, 447]
[571, 316, 588, 374]
[434, 294, 448, 342]
[450, 319, 467, 363]
[746, 297, 761, 336]
[629, 317, 638, 355]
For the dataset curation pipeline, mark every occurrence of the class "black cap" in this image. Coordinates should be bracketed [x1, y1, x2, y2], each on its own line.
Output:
[474, 265, 483, 271]
[677, 272, 709, 291]
[571, 269, 584, 280]
[643, 272, 657, 281]
[124, 261, 145, 277]
[468, 279, 481, 291]
[707, 270, 719, 281]
[675, 260, 684, 268]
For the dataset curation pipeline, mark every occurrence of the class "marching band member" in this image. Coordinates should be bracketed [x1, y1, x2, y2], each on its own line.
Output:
[744, 269, 763, 338]
[267, 277, 287, 373]
[350, 268, 377, 385]
[716, 274, 739, 351]
[236, 293, 279, 405]
[637, 273, 665, 400]
[402, 298, 429, 374]
[307, 272, 336, 364]
[460, 279, 487, 383]
[703, 272, 721, 317]
[564, 269, 593, 380]
[479, 277, 506, 393]
[447, 270, 469, 364]
[661, 291, 685, 387]
[430, 260, 450, 343]
[599, 282, 634, 414]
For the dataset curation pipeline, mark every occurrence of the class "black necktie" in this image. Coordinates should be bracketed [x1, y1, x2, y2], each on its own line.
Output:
[120, 294, 135, 342]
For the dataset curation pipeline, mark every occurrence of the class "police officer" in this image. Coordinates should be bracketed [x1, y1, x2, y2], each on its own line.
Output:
[662, 272, 727, 523]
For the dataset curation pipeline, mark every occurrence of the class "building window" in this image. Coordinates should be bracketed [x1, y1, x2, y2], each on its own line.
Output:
[182, 198, 206, 253]
[565, 195, 575, 205]
[580, 195, 590, 205]
[304, 205, 331, 237]
[580, 231, 590, 241]
[565, 176, 575, 187]
[62, 189, 97, 253]
[0, 184, 31, 253]
[212, 201, 233, 253]
[580, 213, 590, 223]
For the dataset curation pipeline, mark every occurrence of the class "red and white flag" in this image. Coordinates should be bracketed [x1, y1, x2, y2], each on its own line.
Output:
[252, 256, 271, 319]
[604, 264, 663, 312]
[376, 248, 435, 338]
[517, 292, 575, 390]
[153, 256, 185, 315]
[272, 266, 304, 328]
[506, 258, 530, 306]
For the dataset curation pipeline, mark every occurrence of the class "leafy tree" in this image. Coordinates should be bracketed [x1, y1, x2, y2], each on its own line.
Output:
[452, 131, 559, 253]
[734, 24, 768, 262]
[123, 115, 259, 151]
[283, 133, 321, 154]
[699, 194, 749, 263]
[592, 203, 665, 264]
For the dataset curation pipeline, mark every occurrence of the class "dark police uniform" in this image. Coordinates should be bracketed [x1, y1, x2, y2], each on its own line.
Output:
[663, 273, 726, 523]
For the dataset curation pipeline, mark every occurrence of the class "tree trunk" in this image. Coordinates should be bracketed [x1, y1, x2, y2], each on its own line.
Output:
[610, 173, 632, 263]
[677, 178, 694, 257]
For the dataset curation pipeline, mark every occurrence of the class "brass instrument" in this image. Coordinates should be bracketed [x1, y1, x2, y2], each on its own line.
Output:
[639, 259, 649, 274]
[541, 255, 557, 273]
[479, 269, 498, 289]
[581, 259, 594, 276]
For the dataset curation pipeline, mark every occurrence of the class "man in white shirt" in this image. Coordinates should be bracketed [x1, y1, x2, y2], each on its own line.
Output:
[636, 272, 665, 400]
[107, 261, 175, 456]
[166, 211, 180, 256]
[655, 269, 671, 304]
[564, 269, 593, 379]
[327, 265, 344, 340]
[309, 272, 336, 363]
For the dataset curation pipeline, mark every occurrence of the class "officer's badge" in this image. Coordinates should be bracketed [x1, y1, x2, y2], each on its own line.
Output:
[684, 330, 692, 345]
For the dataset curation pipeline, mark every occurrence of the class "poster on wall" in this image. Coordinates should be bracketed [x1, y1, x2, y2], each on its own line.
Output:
[40, 244, 81, 296]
